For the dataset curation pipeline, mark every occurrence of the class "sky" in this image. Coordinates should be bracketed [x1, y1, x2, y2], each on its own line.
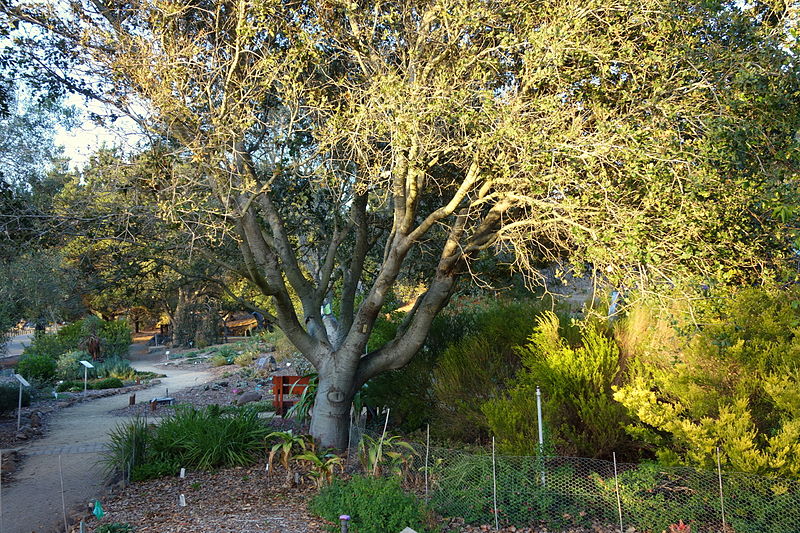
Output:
[53, 94, 145, 169]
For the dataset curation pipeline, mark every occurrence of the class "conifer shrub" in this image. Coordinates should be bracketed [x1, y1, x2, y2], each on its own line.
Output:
[484, 312, 629, 457]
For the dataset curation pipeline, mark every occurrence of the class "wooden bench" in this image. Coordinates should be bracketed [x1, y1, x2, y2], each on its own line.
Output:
[272, 375, 310, 416]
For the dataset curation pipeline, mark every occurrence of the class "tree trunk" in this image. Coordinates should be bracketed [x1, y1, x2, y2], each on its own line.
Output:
[309, 366, 356, 450]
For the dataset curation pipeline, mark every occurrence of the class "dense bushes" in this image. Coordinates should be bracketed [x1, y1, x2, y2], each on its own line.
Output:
[484, 312, 630, 457]
[16, 353, 57, 382]
[614, 287, 800, 476]
[23, 317, 131, 362]
[0, 382, 31, 415]
[309, 475, 432, 533]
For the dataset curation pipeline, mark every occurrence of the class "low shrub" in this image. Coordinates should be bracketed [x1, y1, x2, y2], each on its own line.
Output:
[309, 475, 432, 533]
[56, 350, 92, 380]
[100, 319, 132, 358]
[0, 382, 31, 415]
[92, 377, 124, 389]
[95, 357, 136, 380]
[16, 353, 57, 382]
[95, 523, 135, 533]
[56, 380, 83, 392]
[210, 354, 232, 367]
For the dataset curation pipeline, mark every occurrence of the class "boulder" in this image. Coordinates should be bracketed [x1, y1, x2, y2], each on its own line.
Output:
[236, 391, 262, 406]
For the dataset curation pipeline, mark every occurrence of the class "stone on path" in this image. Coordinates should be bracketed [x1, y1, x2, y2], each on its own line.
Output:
[236, 391, 262, 406]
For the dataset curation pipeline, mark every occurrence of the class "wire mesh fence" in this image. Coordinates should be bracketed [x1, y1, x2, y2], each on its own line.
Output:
[348, 420, 800, 532]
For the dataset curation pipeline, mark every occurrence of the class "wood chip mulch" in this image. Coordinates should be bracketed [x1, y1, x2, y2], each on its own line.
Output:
[74, 461, 330, 533]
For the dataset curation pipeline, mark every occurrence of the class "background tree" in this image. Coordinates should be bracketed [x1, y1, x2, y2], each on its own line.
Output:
[8, 0, 800, 447]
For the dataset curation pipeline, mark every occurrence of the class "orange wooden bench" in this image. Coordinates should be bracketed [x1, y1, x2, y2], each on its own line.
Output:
[272, 375, 310, 416]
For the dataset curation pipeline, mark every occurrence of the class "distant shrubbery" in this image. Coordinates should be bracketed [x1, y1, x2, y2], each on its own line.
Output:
[17, 317, 132, 383]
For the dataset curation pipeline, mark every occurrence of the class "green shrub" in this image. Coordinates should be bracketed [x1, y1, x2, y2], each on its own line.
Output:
[92, 377, 124, 389]
[101, 319, 132, 358]
[94, 356, 136, 380]
[484, 312, 630, 458]
[56, 350, 92, 380]
[102, 416, 151, 477]
[210, 354, 232, 367]
[0, 383, 31, 415]
[432, 300, 549, 441]
[56, 380, 83, 392]
[309, 475, 431, 533]
[16, 353, 57, 382]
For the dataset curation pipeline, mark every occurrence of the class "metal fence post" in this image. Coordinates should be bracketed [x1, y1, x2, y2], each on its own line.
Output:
[717, 447, 727, 532]
[492, 437, 499, 531]
[613, 452, 623, 533]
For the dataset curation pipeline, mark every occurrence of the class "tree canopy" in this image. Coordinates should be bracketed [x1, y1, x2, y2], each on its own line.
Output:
[4, 0, 799, 446]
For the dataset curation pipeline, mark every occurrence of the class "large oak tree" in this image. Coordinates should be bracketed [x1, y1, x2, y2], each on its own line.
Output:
[7, 0, 799, 446]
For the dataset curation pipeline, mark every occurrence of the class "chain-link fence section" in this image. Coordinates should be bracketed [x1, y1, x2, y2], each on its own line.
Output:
[348, 420, 800, 532]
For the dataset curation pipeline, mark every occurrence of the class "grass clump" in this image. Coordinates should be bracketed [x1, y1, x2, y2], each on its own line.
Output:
[102, 406, 268, 480]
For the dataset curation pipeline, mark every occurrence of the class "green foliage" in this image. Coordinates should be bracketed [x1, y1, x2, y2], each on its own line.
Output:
[100, 319, 132, 358]
[209, 354, 231, 367]
[56, 350, 91, 380]
[293, 449, 343, 488]
[614, 287, 800, 476]
[0, 382, 31, 415]
[55, 380, 83, 392]
[484, 312, 630, 458]
[432, 300, 549, 441]
[363, 307, 480, 432]
[22, 317, 131, 360]
[102, 416, 151, 477]
[309, 475, 431, 533]
[430, 454, 595, 529]
[131, 460, 180, 482]
[148, 406, 268, 470]
[92, 377, 124, 389]
[94, 356, 135, 380]
[266, 430, 310, 471]
[102, 407, 268, 479]
[358, 434, 417, 478]
[286, 374, 317, 423]
[16, 353, 57, 382]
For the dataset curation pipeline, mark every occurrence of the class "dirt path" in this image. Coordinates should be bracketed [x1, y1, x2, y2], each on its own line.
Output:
[1, 341, 213, 533]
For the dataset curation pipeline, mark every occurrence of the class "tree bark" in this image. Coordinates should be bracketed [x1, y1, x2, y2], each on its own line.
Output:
[309, 358, 358, 449]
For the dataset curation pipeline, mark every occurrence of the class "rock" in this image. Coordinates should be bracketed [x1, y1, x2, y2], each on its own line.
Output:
[236, 391, 262, 406]
[218, 381, 229, 387]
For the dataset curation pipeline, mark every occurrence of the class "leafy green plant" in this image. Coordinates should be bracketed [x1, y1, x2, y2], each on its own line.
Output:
[359, 434, 417, 478]
[16, 353, 57, 382]
[0, 383, 30, 415]
[266, 430, 309, 471]
[210, 354, 232, 367]
[286, 374, 317, 423]
[56, 350, 92, 380]
[293, 449, 343, 488]
[432, 300, 548, 442]
[100, 319, 132, 358]
[131, 460, 180, 481]
[309, 475, 431, 533]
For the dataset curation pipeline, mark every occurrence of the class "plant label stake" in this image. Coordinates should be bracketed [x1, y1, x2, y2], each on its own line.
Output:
[79, 361, 94, 400]
[179, 494, 186, 507]
[180, 468, 185, 478]
[14, 374, 30, 431]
